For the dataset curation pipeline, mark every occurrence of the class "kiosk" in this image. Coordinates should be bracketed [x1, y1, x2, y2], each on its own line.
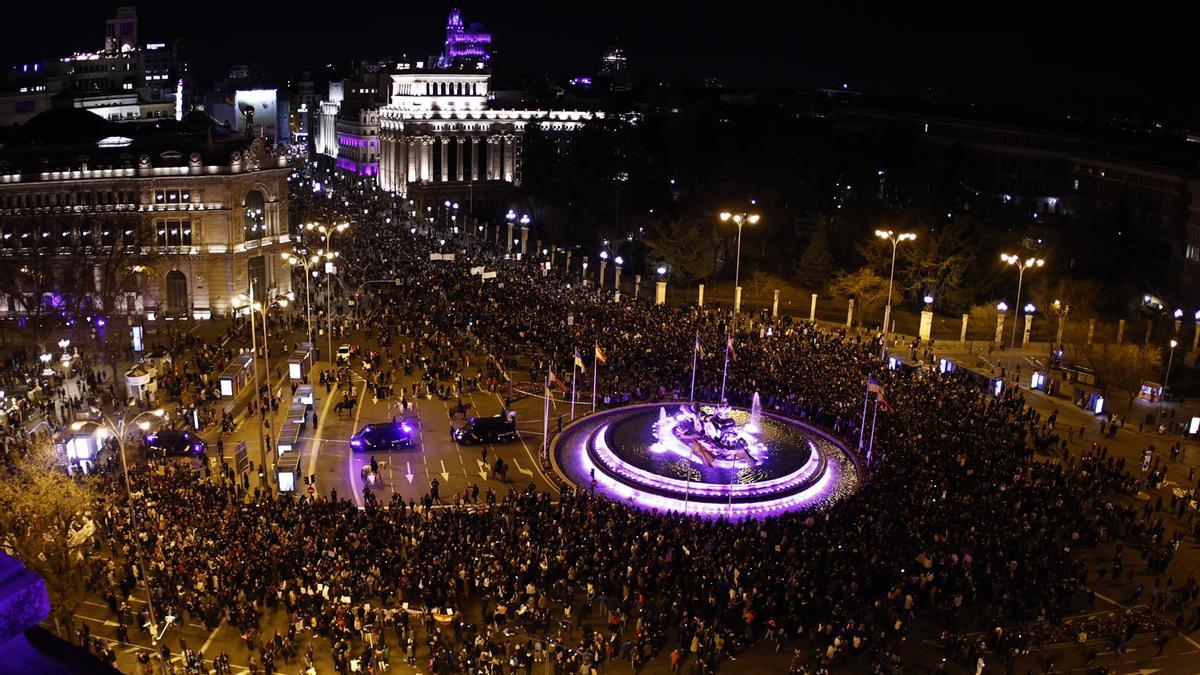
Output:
[989, 377, 1005, 398]
[1030, 371, 1047, 391]
[288, 343, 314, 382]
[276, 452, 300, 492]
[294, 385, 315, 410]
[218, 354, 255, 399]
[124, 364, 158, 403]
[286, 403, 307, 425]
[276, 422, 301, 456]
[938, 358, 958, 375]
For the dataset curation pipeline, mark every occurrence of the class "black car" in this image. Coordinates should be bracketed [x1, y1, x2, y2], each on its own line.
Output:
[143, 430, 207, 457]
[350, 422, 415, 451]
[452, 413, 517, 445]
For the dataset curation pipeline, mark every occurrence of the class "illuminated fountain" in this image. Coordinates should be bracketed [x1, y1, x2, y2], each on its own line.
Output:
[552, 402, 859, 519]
[748, 392, 763, 433]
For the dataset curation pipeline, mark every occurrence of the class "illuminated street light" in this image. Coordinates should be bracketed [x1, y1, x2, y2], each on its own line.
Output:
[874, 229, 917, 355]
[720, 210, 761, 313]
[1000, 253, 1044, 349]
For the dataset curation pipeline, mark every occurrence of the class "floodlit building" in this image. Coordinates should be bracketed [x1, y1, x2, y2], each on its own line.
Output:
[0, 5, 187, 127]
[0, 108, 292, 320]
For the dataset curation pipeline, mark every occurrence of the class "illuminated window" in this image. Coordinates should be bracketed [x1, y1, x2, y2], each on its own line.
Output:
[156, 219, 192, 247]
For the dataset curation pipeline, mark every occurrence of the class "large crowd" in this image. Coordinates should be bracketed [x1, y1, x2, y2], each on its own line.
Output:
[46, 170, 1200, 674]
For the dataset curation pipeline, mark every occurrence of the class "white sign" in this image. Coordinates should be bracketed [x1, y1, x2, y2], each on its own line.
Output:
[481, 271, 498, 281]
[470, 266, 484, 275]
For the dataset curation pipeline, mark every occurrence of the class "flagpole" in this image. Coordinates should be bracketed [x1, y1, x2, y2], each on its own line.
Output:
[867, 396, 880, 466]
[689, 332, 699, 404]
[571, 351, 577, 421]
[591, 343, 598, 413]
[858, 382, 870, 450]
[543, 359, 552, 462]
[720, 332, 730, 404]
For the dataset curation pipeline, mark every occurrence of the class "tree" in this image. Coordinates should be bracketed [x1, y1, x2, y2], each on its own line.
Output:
[1083, 343, 1163, 410]
[643, 218, 713, 283]
[900, 220, 975, 310]
[794, 224, 836, 291]
[0, 443, 105, 636]
[968, 301, 1003, 342]
[829, 267, 890, 328]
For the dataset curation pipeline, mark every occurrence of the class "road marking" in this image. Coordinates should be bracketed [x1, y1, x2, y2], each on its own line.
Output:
[439, 459, 451, 482]
[405, 460, 415, 483]
[199, 618, 224, 655]
[492, 392, 558, 492]
[306, 379, 340, 479]
[348, 381, 368, 508]
[476, 458, 489, 481]
[513, 458, 533, 476]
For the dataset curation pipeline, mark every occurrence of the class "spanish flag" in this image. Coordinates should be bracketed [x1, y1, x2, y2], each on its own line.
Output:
[594, 344, 607, 365]
[548, 369, 567, 392]
[726, 334, 737, 362]
[690, 440, 715, 467]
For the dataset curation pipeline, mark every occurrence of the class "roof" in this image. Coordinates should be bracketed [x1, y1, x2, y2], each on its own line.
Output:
[0, 108, 258, 175]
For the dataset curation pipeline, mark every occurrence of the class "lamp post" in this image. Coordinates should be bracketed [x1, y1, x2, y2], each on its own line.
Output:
[1023, 303, 1036, 347]
[505, 210, 516, 253]
[874, 229, 917, 356]
[720, 211, 761, 313]
[598, 250, 608, 289]
[282, 251, 321, 341]
[655, 266, 667, 305]
[1000, 253, 1044, 349]
[1166, 339, 1178, 394]
[235, 289, 290, 489]
[319, 223, 349, 365]
[78, 407, 167, 673]
[613, 256, 624, 294]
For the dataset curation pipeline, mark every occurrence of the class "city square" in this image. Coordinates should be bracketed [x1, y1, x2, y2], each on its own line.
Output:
[0, 6, 1198, 675]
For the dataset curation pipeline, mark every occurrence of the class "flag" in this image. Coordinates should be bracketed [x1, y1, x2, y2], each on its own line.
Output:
[548, 369, 567, 392]
[594, 344, 607, 364]
[690, 440, 715, 467]
[867, 374, 893, 412]
[726, 334, 737, 361]
[574, 349, 585, 371]
[694, 336, 705, 359]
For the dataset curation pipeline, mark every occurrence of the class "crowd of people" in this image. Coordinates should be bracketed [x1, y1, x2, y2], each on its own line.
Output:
[54, 169, 1200, 674]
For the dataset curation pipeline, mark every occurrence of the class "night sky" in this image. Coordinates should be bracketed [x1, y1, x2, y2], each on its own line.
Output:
[4, 3, 1195, 127]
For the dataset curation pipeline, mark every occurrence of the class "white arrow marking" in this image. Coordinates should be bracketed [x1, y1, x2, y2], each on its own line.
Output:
[405, 460, 415, 484]
[439, 459, 451, 482]
[513, 458, 533, 476]
[476, 459, 489, 481]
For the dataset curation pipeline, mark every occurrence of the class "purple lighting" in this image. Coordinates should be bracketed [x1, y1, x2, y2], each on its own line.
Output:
[552, 404, 859, 520]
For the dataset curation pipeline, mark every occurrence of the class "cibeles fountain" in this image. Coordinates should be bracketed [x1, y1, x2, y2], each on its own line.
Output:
[552, 394, 859, 519]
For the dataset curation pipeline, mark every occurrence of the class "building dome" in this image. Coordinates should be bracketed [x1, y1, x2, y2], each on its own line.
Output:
[13, 108, 111, 146]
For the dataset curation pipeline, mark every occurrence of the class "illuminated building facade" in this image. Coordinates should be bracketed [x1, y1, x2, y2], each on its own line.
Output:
[438, 9, 492, 69]
[0, 5, 187, 126]
[378, 71, 596, 207]
[0, 108, 292, 320]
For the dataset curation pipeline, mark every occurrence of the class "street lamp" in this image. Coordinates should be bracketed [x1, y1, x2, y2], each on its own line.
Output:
[599, 250, 609, 288]
[874, 229, 917, 355]
[234, 289, 290, 489]
[1166, 339, 1179, 393]
[83, 406, 167, 673]
[318, 223, 349, 365]
[720, 211, 761, 313]
[282, 252, 321, 341]
[1000, 253, 1044, 349]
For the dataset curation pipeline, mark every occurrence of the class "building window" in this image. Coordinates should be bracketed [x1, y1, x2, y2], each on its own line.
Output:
[156, 219, 192, 247]
[1188, 244, 1200, 262]
[244, 189, 267, 240]
[154, 188, 191, 205]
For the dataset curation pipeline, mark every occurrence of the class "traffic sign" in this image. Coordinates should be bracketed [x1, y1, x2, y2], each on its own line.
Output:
[234, 440, 249, 474]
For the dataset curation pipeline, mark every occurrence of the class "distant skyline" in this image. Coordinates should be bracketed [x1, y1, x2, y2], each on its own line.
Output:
[3, 3, 1196, 128]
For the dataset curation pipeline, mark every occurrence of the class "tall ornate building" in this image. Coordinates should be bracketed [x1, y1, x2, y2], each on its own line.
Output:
[0, 107, 292, 321]
[378, 71, 596, 208]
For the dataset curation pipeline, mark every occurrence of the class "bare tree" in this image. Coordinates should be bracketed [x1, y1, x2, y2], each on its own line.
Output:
[0, 442, 105, 637]
[829, 267, 890, 328]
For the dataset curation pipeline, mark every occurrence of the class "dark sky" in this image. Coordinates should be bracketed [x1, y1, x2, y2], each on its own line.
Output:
[4, 3, 1197, 126]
